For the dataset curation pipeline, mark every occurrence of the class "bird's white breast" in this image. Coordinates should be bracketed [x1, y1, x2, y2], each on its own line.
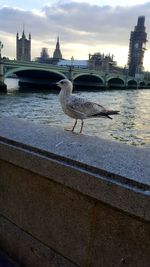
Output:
[59, 90, 83, 119]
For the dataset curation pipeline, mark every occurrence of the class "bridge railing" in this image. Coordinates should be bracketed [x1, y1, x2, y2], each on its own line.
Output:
[1, 59, 127, 77]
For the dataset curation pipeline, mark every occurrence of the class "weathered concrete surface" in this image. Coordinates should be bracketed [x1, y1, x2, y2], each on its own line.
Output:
[90, 203, 150, 267]
[0, 117, 150, 267]
[0, 216, 77, 267]
[0, 117, 149, 220]
[0, 160, 92, 266]
[0, 249, 19, 267]
[0, 117, 149, 186]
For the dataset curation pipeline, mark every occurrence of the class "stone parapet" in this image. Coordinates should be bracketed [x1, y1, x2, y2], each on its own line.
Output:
[0, 117, 150, 267]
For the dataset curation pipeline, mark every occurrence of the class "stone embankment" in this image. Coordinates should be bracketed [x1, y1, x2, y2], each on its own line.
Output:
[0, 117, 150, 267]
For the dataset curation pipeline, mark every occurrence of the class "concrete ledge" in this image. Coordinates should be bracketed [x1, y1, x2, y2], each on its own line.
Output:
[0, 117, 150, 267]
[0, 117, 149, 220]
[0, 215, 77, 267]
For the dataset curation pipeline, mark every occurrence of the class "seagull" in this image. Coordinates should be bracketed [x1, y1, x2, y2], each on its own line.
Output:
[56, 79, 120, 133]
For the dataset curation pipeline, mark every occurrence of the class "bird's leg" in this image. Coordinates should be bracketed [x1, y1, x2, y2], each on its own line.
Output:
[71, 119, 77, 132]
[80, 120, 84, 133]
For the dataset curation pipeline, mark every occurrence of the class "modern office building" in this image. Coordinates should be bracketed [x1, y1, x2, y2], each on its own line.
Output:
[16, 30, 31, 61]
[128, 16, 147, 76]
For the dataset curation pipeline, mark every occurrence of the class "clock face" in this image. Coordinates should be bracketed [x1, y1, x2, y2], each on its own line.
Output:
[134, 43, 139, 49]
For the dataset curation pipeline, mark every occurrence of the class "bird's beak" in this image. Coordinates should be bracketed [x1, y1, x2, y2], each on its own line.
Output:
[56, 82, 60, 87]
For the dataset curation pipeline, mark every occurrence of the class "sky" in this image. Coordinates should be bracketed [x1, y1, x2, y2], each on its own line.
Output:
[1, 0, 150, 70]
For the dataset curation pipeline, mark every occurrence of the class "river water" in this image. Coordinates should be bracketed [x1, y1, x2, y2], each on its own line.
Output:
[0, 78, 150, 148]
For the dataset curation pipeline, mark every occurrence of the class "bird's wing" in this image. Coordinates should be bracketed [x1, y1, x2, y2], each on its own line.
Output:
[66, 96, 106, 117]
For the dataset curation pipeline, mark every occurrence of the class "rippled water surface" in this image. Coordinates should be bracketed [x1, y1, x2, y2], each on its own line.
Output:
[0, 78, 150, 147]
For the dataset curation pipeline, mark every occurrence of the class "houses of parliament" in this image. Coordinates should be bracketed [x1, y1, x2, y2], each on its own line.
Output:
[16, 30, 63, 64]
[16, 16, 148, 77]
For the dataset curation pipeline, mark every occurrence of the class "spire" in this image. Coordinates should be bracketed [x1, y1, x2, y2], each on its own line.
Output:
[22, 24, 25, 38]
[53, 36, 62, 59]
[56, 36, 60, 48]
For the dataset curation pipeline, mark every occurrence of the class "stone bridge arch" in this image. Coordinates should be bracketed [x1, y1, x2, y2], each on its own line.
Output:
[146, 82, 150, 88]
[139, 81, 146, 88]
[73, 73, 104, 90]
[5, 67, 67, 89]
[127, 79, 137, 89]
[107, 77, 125, 89]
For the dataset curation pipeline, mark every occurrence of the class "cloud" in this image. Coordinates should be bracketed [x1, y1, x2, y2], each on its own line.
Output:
[0, 1, 150, 67]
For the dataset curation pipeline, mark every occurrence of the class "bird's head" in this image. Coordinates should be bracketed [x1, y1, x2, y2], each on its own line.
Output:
[56, 79, 73, 93]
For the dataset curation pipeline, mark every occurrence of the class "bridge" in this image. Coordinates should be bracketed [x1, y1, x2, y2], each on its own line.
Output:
[0, 58, 149, 91]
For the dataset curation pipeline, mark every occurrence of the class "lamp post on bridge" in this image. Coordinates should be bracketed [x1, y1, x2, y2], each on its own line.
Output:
[0, 41, 3, 59]
[104, 72, 108, 89]
[0, 41, 7, 93]
[124, 65, 129, 89]
[68, 56, 74, 82]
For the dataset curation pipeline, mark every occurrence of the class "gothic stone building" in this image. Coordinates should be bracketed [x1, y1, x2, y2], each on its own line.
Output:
[16, 30, 31, 61]
[128, 16, 147, 77]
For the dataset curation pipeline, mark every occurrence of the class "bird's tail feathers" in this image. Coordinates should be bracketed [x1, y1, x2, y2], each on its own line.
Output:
[107, 110, 120, 115]
[106, 110, 120, 115]
[92, 110, 120, 119]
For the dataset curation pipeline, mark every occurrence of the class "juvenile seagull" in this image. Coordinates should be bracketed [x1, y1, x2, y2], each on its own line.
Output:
[56, 79, 120, 133]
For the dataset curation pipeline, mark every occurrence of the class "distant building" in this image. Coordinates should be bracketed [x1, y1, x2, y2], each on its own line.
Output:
[128, 16, 147, 77]
[36, 48, 51, 63]
[40, 48, 49, 61]
[52, 37, 63, 64]
[35, 37, 63, 64]
[16, 30, 31, 61]
[88, 53, 117, 72]
[58, 59, 88, 68]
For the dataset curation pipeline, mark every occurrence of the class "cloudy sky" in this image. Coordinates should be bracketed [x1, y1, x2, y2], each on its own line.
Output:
[1, 0, 150, 70]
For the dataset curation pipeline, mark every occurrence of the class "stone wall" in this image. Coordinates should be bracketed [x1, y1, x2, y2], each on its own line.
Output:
[0, 117, 150, 267]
